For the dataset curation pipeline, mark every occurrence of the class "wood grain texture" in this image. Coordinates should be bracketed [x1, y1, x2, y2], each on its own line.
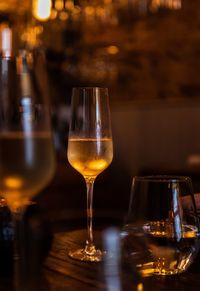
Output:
[44, 229, 141, 291]
[43, 229, 200, 291]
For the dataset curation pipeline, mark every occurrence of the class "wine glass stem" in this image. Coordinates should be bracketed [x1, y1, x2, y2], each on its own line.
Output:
[12, 207, 30, 290]
[86, 178, 95, 252]
[12, 208, 25, 260]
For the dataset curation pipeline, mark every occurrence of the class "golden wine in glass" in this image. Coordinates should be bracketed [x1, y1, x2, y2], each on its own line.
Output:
[67, 87, 113, 262]
[0, 50, 55, 259]
[0, 131, 55, 212]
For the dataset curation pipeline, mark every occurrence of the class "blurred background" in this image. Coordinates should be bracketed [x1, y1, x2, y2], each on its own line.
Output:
[1, 0, 200, 221]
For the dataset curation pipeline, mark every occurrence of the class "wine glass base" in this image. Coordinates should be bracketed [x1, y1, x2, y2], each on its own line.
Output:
[68, 248, 104, 262]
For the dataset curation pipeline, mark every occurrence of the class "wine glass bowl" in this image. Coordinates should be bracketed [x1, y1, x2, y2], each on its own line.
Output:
[121, 176, 200, 276]
[0, 50, 55, 222]
[67, 87, 113, 262]
[0, 105, 55, 212]
[68, 138, 113, 179]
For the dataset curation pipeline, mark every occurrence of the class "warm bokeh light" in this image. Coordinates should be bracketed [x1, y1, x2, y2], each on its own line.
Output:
[106, 45, 119, 55]
[33, 0, 52, 21]
[150, 0, 182, 11]
[85, 6, 95, 17]
[4, 176, 23, 189]
[50, 8, 58, 20]
[21, 25, 43, 48]
[59, 11, 69, 21]
[0, 26, 12, 58]
[137, 283, 144, 291]
[65, 0, 74, 11]
[55, 0, 64, 11]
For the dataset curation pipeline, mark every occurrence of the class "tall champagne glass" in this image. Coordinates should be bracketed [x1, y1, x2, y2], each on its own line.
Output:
[67, 87, 113, 262]
[0, 50, 55, 257]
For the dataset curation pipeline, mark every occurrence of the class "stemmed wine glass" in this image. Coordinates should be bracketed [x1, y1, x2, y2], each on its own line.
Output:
[0, 50, 55, 258]
[67, 87, 113, 262]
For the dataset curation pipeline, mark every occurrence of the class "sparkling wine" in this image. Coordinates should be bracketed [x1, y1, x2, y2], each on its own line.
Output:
[122, 221, 200, 276]
[0, 132, 55, 211]
[67, 138, 113, 178]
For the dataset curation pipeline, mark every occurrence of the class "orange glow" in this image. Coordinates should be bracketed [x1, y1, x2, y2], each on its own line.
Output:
[59, 11, 69, 21]
[4, 176, 23, 189]
[137, 283, 144, 291]
[106, 46, 119, 55]
[85, 6, 95, 17]
[65, 0, 74, 10]
[150, 0, 181, 11]
[50, 9, 58, 20]
[33, 0, 52, 21]
[55, 0, 64, 11]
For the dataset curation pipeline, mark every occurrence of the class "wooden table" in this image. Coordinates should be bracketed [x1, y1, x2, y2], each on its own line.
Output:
[0, 205, 200, 291]
[32, 226, 200, 290]
[43, 228, 200, 291]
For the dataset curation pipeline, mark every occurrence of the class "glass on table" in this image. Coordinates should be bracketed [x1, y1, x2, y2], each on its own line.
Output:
[0, 50, 56, 259]
[121, 176, 200, 276]
[67, 87, 113, 262]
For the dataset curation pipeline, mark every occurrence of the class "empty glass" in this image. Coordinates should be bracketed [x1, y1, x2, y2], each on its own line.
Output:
[121, 176, 200, 276]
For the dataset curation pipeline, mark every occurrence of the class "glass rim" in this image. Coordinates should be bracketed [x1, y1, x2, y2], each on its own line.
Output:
[133, 175, 192, 183]
[72, 87, 108, 91]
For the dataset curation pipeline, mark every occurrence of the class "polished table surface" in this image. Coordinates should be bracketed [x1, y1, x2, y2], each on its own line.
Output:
[44, 229, 200, 291]
[0, 206, 199, 291]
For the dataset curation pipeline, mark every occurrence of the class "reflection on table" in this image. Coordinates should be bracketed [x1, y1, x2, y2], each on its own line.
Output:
[0, 200, 200, 290]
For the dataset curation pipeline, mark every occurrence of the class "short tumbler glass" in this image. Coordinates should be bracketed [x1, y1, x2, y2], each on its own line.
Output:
[121, 176, 200, 276]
